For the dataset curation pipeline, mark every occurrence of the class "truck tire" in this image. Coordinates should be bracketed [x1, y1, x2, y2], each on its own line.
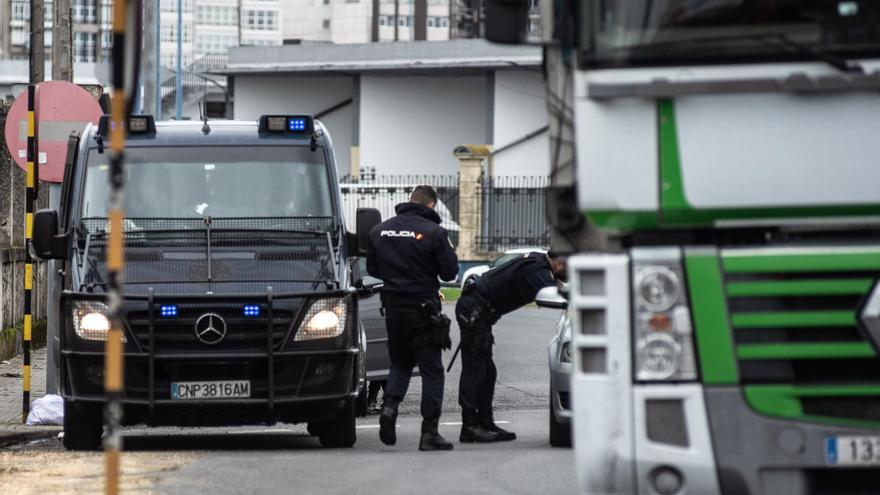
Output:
[318, 398, 357, 448]
[549, 396, 571, 448]
[63, 401, 103, 451]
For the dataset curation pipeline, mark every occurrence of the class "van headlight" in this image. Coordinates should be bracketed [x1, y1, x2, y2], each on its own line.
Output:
[295, 298, 347, 341]
[632, 250, 697, 381]
[72, 301, 112, 341]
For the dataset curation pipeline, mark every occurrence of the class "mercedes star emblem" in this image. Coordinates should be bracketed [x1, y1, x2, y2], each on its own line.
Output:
[194, 312, 227, 345]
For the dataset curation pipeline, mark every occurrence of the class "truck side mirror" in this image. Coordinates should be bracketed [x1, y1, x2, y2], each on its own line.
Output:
[32, 209, 68, 260]
[355, 207, 381, 256]
[485, 0, 530, 44]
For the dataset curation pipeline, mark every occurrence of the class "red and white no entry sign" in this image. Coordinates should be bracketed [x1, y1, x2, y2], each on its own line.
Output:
[3, 80, 103, 183]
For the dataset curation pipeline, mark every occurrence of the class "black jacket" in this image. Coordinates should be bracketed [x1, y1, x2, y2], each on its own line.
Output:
[366, 202, 459, 298]
[475, 252, 556, 315]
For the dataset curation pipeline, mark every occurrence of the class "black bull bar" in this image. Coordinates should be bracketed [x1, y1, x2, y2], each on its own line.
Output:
[60, 287, 361, 425]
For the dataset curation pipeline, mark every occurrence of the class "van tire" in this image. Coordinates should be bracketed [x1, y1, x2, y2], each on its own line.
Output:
[355, 383, 368, 418]
[318, 398, 357, 448]
[63, 401, 103, 451]
[549, 395, 571, 448]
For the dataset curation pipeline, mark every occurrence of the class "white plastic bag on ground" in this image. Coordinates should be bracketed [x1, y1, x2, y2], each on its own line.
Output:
[26, 394, 64, 426]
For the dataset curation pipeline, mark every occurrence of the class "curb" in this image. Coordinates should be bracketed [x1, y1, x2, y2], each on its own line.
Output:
[0, 426, 62, 448]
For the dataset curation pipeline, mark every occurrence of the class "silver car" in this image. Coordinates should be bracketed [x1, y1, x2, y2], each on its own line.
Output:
[537, 286, 572, 447]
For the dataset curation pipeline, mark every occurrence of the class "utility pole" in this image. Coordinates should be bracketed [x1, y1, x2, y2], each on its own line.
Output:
[31, 0, 45, 83]
[394, 0, 399, 41]
[52, 0, 72, 82]
[414, 0, 426, 41]
[46, 0, 72, 397]
[143, 0, 159, 116]
[175, 0, 183, 120]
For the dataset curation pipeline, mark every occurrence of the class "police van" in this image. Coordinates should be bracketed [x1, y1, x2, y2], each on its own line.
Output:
[32, 114, 382, 450]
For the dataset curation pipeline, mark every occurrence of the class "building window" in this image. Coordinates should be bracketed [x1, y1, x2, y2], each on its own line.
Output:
[74, 31, 97, 62]
[12, 1, 28, 22]
[244, 9, 278, 30]
[73, 0, 98, 24]
[323, 19, 331, 29]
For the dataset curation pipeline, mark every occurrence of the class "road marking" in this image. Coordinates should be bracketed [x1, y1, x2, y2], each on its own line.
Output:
[356, 425, 381, 429]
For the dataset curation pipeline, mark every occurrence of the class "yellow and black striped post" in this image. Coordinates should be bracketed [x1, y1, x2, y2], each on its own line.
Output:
[22, 83, 38, 423]
[105, 0, 128, 493]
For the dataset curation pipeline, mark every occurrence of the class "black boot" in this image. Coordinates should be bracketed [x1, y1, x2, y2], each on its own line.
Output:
[459, 411, 498, 443]
[379, 401, 399, 446]
[419, 419, 454, 451]
[480, 413, 516, 441]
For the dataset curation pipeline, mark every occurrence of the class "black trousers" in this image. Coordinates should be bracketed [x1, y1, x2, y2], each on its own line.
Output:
[382, 297, 445, 422]
[455, 293, 497, 418]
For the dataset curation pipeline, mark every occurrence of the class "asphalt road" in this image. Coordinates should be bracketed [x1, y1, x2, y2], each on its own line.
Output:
[1, 305, 576, 495]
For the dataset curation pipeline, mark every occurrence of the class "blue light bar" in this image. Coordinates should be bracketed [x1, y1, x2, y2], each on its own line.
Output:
[243, 305, 261, 317]
[287, 117, 307, 133]
[160, 305, 178, 317]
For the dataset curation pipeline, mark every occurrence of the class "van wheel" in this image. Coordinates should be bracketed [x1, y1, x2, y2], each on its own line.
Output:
[318, 399, 357, 448]
[549, 395, 571, 448]
[355, 383, 368, 418]
[63, 401, 103, 451]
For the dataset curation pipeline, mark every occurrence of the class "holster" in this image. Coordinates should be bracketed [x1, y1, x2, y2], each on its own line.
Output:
[405, 297, 451, 351]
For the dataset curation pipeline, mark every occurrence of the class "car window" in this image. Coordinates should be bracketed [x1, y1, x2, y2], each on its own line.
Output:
[491, 253, 519, 268]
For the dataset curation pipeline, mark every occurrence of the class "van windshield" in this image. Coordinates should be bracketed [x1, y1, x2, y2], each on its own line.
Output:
[81, 146, 334, 221]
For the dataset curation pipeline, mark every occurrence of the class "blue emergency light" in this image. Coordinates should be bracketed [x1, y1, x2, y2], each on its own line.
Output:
[160, 305, 178, 317]
[243, 305, 261, 317]
[288, 117, 307, 132]
[259, 115, 314, 136]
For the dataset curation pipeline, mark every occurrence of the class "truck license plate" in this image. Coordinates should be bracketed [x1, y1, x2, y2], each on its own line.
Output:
[826, 436, 880, 466]
[171, 380, 250, 400]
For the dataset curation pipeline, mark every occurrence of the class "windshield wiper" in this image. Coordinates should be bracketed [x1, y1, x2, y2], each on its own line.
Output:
[627, 32, 866, 74]
[764, 34, 865, 74]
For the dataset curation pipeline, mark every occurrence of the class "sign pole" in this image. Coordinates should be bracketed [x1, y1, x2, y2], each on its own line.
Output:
[23, 0, 45, 425]
[105, 0, 129, 492]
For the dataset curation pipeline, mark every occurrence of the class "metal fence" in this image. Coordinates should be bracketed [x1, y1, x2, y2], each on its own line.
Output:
[478, 176, 550, 253]
[338, 173, 549, 256]
[339, 174, 460, 245]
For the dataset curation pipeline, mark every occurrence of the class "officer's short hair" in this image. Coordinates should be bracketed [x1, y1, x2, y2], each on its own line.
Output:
[410, 185, 438, 206]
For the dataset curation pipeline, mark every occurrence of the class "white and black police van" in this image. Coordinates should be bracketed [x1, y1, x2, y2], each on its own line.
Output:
[32, 114, 383, 450]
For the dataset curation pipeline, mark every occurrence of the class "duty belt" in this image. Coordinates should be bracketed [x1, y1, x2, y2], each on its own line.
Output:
[463, 279, 497, 317]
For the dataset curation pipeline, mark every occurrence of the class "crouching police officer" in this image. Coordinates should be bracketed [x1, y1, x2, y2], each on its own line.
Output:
[366, 185, 459, 451]
[456, 251, 567, 443]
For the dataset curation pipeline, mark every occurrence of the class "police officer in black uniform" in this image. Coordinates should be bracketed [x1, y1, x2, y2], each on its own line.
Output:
[366, 185, 459, 451]
[456, 251, 567, 442]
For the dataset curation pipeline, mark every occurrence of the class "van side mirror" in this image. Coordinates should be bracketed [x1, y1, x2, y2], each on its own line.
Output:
[485, 0, 530, 44]
[535, 285, 568, 309]
[32, 209, 68, 260]
[355, 207, 381, 256]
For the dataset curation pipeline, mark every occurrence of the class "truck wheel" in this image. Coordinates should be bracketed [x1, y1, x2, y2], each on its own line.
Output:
[63, 401, 103, 451]
[318, 398, 357, 448]
[549, 395, 571, 448]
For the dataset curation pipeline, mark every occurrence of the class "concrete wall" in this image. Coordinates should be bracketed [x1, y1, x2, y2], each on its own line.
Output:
[359, 74, 487, 176]
[491, 69, 550, 177]
[233, 74, 354, 176]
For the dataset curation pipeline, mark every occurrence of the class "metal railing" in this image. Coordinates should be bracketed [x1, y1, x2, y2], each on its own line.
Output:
[338, 173, 549, 255]
[477, 175, 550, 253]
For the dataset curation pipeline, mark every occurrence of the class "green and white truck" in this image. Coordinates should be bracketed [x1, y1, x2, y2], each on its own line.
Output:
[486, 1, 880, 493]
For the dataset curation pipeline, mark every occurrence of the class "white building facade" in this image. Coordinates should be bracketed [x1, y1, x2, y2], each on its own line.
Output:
[224, 40, 547, 179]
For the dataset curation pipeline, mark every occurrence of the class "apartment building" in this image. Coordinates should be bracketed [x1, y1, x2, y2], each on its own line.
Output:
[280, 0, 454, 45]
[1, 0, 282, 67]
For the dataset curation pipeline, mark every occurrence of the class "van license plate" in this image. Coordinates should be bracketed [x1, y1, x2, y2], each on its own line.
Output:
[826, 436, 880, 466]
[171, 380, 250, 400]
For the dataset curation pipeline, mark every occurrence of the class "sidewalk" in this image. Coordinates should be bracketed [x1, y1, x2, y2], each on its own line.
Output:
[0, 347, 62, 446]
